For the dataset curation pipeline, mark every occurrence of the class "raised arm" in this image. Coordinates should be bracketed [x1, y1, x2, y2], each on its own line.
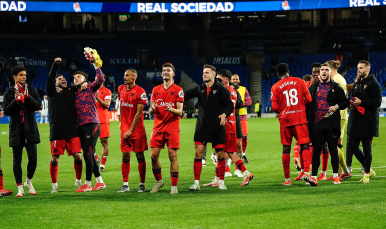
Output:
[46, 58, 61, 95]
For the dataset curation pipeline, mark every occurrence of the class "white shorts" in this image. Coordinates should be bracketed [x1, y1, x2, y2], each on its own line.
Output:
[41, 110, 48, 116]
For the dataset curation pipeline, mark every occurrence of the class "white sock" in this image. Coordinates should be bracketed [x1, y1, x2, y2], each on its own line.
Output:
[85, 180, 91, 185]
[312, 176, 317, 179]
[219, 180, 224, 185]
[333, 173, 338, 178]
[52, 182, 58, 187]
[364, 173, 369, 177]
[194, 180, 199, 185]
[26, 178, 32, 183]
[304, 172, 309, 176]
[171, 186, 177, 189]
[139, 182, 145, 185]
[100, 165, 105, 168]
[285, 178, 291, 182]
[243, 170, 250, 176]
[214, 176, 219, 182]
[242, 153, 245, 157]
[18, 185, 24, 192]
[322, 171, 326, 176]
[76, 179, 81, 183]
[301, 169, 304, 172]
[123, 182, 128, 186]
[96, 176, 103, 183]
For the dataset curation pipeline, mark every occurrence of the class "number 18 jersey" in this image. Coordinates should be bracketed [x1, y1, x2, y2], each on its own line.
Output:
[271, 77, 310, 127]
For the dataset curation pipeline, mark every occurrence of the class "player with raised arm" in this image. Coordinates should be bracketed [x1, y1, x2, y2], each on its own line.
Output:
[95, 74, 112, 172]
[271, 63, 317, 186]
[74, 47, 106, 192]
[149, 63, 184, 195]
[46, 57, 83, 193]
[116, 68, 148, 193]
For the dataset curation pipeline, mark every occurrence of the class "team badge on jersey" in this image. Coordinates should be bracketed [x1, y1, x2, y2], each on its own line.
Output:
[171, 91, 175, 96]
[364, 85, 367, 89]
[131, 93, 135, 97]
[73, 2, 81, 12]
[213, 90, 217, 94]
[178, 91, 184, 98]
[141, 93, 147, 100]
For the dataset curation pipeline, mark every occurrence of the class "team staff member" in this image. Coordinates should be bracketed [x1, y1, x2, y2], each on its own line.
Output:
[3, 66, 41, 197]
[347, 60, 382, 184]
[231, 74, 252, 163]
[184, 64, 233, 191]
[95, 74, 112, 172]
[46, 57, 83, 193]
[307, 64, 349, 185]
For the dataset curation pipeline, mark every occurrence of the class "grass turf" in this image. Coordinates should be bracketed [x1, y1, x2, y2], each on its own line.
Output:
[0, 118, 386, 228]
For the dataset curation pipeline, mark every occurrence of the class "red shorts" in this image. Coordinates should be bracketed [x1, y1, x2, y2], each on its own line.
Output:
[150, 131, 180, 149]
[51, 137, 82, 156]
[241, 120, 248, 136]
[99, 123, 110, 138]
[195, 141, 225, 149]
[121, 131, 148, 153]
[280, 124, 310, 145]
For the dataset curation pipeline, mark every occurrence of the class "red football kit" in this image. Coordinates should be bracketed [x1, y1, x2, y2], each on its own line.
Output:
[271, 77, 311, 145]
[223, 86, 238, 153]
[118, 84, 148, 153]
[96, 86, 112, 138]
[150, 83, 184, 149]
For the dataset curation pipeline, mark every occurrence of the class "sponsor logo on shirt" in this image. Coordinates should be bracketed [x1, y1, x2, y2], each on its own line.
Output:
[121, 101, 134, 107]
[156, 99, 174, 108]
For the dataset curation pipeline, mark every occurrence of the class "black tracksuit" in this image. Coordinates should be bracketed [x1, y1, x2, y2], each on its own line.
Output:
[184, 81, 233, 144]
[307, 80, 349, 176]
[347, 74, 382, 173]
[3, 84, 41, 184]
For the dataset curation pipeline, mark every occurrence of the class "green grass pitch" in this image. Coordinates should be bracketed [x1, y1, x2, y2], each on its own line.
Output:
[1, 118, 386, 228]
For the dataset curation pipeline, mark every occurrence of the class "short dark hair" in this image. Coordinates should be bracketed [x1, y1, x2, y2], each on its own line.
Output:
[275, 63, 289, 76]
[9, 66, 27, 82]
[126, 68, 138, 76]
[321, 63, 331, 69]
[217, 69, 232, 80]
[55, 74, 63, 79]
[358, 60, 371, 68]
[162, 63, 175, 73]
[302, 74, 312, 82]
[311, 62, 321, 70]
[203, 64, 216, 74]
[73, 71, 88, 79]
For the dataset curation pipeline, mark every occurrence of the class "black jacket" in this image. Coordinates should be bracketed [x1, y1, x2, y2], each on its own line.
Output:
[184, 81, 233, 143]
[307, 80, 349, 140]
[3, 85, 41, 147]
[46, 62, 79, 141]
[347, 74, 382, 138]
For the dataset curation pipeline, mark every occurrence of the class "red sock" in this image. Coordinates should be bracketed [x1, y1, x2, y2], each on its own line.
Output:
[193, 158, 202, 181]
[215, 163, 219, 177]
[152, 168, 162, 181]
[121, 159, 130, 182]
[242, 138, 248, 153]
[95, 154, 99, 161]
[171, 172, 178, 186]
[218, 158, 225, 181]
[50, 161, 58, 183]
[299, 153, 304, 169]
[225, 166, 230, 173]
[322, 149, 329, 171]
[282, 150, 290, 179]
[293, 142, 300, 159]
[74, 160, 82, 180]
[101, 156, 107, 165]
[235, 159, 247, 173]
[0, 170, 4, 189]
[301, 147, 311, 173]
[137, 157, 146, 183]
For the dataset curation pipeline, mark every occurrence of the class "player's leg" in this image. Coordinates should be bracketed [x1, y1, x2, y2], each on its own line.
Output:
[40, 113, 43, 124]
[293, 141, 301, 171]
[132, 130, 148, 192]
[241, 119, 249, 163]
[234, 138, 244, 177]
[216, 148, 227, 189]
[325, 129, 340, 184]
[228, 152, 254, 186]
[118, 150, 131, 193]
[99, 137, 109, 172]
[90, 124, 104, 190]
[296, 123, 317, 186]
[311, 123, 326, 180]
[24, 144, 38, 195]
[150, 147, 163, 193]
[72, 153, 83, 188]
[280, 126, 292, 185]
[0, 146, 13, 196]
[355, 137, 375, 183]
[319, 143, 329, 180]
[12, 145, 24, 196]
[189, 143, 205, 191]
[135, 151, 146, 192]
[337, 119, 351, 180]
[50, 155, 60, 193]
[202, 146, 207, 166]
[44, 114, 48, 124]
[168, 148, 179, 194]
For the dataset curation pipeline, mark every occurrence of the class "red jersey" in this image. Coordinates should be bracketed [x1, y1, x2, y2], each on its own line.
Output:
[225, 86, 237, 133]
[96, 86, 112, 124]
[271, 77, 311, 127]
[151, 83, 184, 132]
[305, 80, 311, 88]
[118, 84, 147, 134]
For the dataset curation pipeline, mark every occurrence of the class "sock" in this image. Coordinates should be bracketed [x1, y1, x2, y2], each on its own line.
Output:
[301, 147, 311, 173]
[171, 172, 179, 186]
[293, 143, 300, 159]
[219, 179, 225, 185]
[235, 159, 247, 173]
[218, 158, 225, 181]
[94, 153, 99, 161]
[242, 138, 248, 153]
[96, 176, 103, 183]
[26, 177, 32, 184]
[333, 173, 338, 178]
[17, 185, 23, 192]
[74, 160, 83, 180]
[299, 153, 304, 169]
[193, 158, 202, 181]
[152, 168, 162, 181]
[137, 157, 146, 184]
[0, 170, 3, 189]
[85, 180, 91, 186]
[101, 156, 107, 166]
[282, 150, 290, 179]
[321, 148, 329, 172]
[337, 146, 349, 174]
[123, 182, 128, 186]
[364, 173, 369, 176]
[121, 159, 130, 183]
[322, 171, 326, 176]
[50, 160, 58, 184]
[214, 176, 219, 182]
[225, 165, 231, 173]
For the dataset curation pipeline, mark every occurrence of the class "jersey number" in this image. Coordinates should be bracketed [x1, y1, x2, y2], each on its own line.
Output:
[283, 89, 298, 106]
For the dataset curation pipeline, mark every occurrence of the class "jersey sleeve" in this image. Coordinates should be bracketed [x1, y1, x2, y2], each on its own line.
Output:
[270, 86, 279, 113]
[137, 88, 148, 105]
[301, 81, 312, 106]
[176, 87, 184, 103]
[104, 89, 112, 101]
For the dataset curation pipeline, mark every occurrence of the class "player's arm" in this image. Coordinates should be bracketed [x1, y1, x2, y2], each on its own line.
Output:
[123, 103, 145, 139]
[84, 47, 104, 91]
[149, 88, 156, 115]
[302, 81, 312, 106]
[243, 89, 252, 107]
[46, 57, 61, 95]
[270, 89, 280, 114]
[166, 102, 183, 116]
[184, 86, 199, 101]
[96, 92, 111, 109]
